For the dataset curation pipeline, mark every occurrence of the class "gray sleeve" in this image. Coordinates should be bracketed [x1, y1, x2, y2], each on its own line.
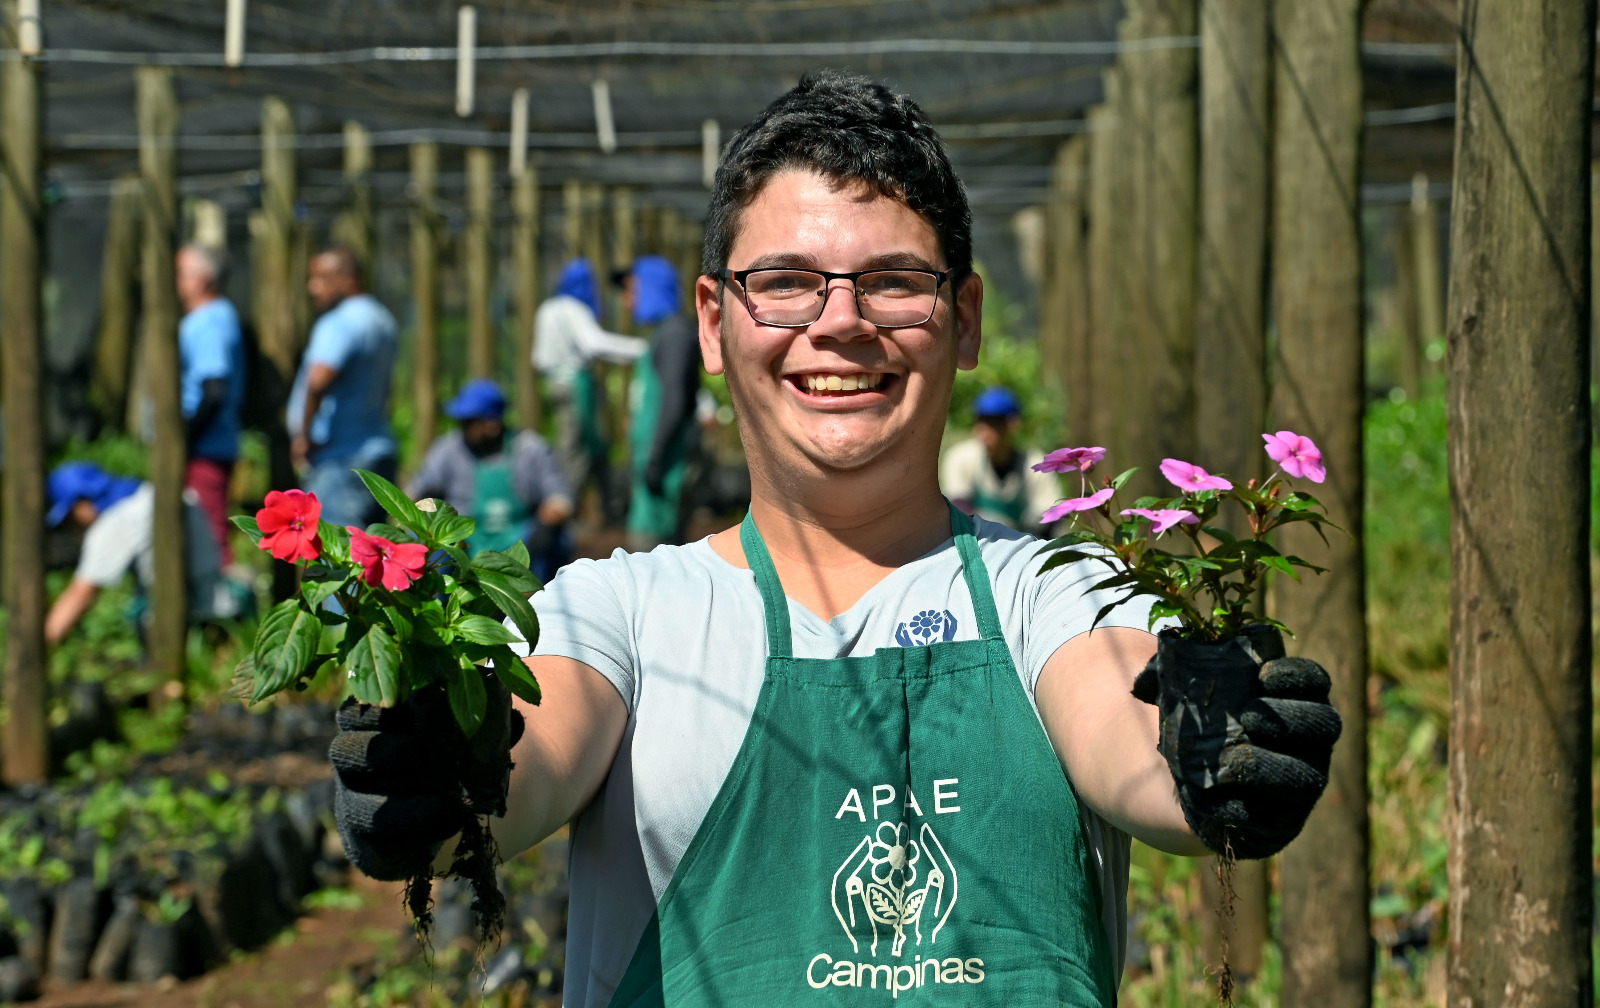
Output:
[75, 497, 148, 587]
[406, 435, 455, 502]
[512, 554, 637, 710]
[1021, 544, 1164, 697]
[512, 432, 574, 505]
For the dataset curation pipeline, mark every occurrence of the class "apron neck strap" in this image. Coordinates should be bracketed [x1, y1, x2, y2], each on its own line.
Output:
[740, 501, 1007, 656]
[740, 510, 794, 658]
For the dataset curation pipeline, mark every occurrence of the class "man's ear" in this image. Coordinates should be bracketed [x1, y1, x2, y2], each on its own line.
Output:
[954, 271, 983, 371]
[696, 274, 726, 376]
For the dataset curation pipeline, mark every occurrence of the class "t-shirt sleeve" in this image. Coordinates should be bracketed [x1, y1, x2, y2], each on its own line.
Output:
[74, 497, 148, 587]
[939, 439, 979, 502]
[1021, 544, 1164, 696]
[304, 315, 359, 370]
[181, 312, 233, 383]
[511, 555, 637, 710]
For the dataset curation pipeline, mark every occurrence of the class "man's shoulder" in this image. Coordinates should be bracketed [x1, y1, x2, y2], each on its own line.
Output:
[941, 435, 986, 466]
[544, 538, 729, 600]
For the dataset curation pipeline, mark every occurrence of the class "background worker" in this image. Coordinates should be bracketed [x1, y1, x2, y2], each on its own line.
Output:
[532, 258, 647, 524]
[407, 378, 575, 581]
[941, 384, 1062, 534]
[623, 255, 701, 549]
[43, 461, 221, 647]
[331, 72, 1339, 1005]
[286, 246, 399, 528]
[175, 243, 246, 563]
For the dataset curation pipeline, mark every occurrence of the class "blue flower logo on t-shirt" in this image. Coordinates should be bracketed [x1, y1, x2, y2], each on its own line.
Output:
[894, 609, 958, 647]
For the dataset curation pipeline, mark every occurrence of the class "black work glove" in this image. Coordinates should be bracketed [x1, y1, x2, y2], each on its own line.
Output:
[330, 672, 524, 881]
[1132, 626, 1342, 860]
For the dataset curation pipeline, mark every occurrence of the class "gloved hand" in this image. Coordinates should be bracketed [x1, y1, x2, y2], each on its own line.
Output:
[1132, 627, 1341, 860]
[330, 672, 524, 881]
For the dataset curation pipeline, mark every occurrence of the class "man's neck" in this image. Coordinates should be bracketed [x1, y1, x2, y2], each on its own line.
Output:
[182, 291, 219, 314]
[711, 460, 953, 621]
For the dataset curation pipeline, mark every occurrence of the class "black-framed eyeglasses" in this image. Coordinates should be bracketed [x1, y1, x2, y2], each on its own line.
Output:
[718, 266, 951, 329]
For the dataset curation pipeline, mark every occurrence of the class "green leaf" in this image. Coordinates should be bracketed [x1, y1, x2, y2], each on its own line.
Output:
[231, 514, 265, 545]
[301, 575, 350, 611]
[345, 623, 402, 707]
[381, 603, 415, 642]
[364, 522, 413, 543]
[471, 550, 541, 593]
[505, 540, 532, 568]
[446, 660, 488, 737]
[418, 498, 459, 533]
[355, 469, 428, 535]
[1279, 491, 1322, 512]
[251, 598, 301, 664]
[475, 570, 541, 648]
[492, 647, 542, 706]
[1037, 549, 1097, 575]
[317, 522, 352, 564]
[1200, 525, 1236, 544]
[1259, 554, 1299, 579]
[1110, 467, 1138, 491]
[431, 515, 477, 546]
[252, 605, 323, 702]
[455, 613, 520, 645]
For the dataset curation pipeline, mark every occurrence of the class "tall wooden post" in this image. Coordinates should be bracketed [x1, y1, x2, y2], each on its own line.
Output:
[1116, 0, 1198, 499]
[410, 142, 441, 453]
[1195, 0, 1273, 977]
[1, 1, 48, 784]
[1409, 172, 1443, 385]
[136, 66, 186, 703]
[332, 121, 374, 278]
[464, 147, 494, 379]
[92, 175, 142, 433]
[1447, 0, 1595, 1002]
[512, 167, 542, 431]
[562, 179, 583, 263]
[189, 197, 225, 249]
[1040, 138, 1090, 439]
[1392, 214, 1422, 397]
[1085, 95, 1124, 450]
[1270, 4, 1370, 1006]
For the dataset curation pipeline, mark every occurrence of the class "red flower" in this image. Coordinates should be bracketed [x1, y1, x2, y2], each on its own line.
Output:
[346, 526, 429, 591]
[255, 489, 322, 562]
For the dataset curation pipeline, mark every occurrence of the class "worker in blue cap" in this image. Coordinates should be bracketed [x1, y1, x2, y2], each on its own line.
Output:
[407, 378, 575, 581]
[532, 258, 648, 524]
[940, 385, 1063, 534]
[621, 255, 701, 549]
[43, 461, 223, 646]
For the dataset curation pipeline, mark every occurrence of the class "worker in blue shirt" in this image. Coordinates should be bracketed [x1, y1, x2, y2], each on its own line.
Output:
[286, 246, 400, 528]
[176, 243, 246, 563]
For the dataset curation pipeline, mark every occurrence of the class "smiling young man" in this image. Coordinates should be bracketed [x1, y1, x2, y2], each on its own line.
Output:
[332, 71, 1339, 1007]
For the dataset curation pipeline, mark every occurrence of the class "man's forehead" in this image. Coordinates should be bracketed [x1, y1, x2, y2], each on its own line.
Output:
[729, 169, 941, 266]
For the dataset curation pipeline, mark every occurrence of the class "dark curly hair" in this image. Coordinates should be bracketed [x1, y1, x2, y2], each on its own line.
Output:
[702, 69, 972, 284]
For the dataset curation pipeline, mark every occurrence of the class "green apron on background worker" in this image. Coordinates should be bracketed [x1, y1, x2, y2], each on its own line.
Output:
[622, 256, 702, 548]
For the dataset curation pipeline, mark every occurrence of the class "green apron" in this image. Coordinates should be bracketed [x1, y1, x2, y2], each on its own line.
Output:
[609, 503, 1117, 1006]
[469, 456, 531, 557]
[626, 343, 690, 540]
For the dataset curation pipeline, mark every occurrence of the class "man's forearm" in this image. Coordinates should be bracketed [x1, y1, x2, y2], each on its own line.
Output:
[45, 579, 100, 647]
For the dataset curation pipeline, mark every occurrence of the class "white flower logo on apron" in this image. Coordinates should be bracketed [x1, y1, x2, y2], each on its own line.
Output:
[833, 821, 959, 957]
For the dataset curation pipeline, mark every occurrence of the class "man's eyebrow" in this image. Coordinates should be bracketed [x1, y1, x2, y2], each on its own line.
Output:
[736, 251, 944, 272]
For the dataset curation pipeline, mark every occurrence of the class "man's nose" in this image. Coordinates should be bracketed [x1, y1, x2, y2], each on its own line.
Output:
[809, 279, 874, 340]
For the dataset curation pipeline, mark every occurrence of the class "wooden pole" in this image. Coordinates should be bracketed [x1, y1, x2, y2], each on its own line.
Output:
[253, 96, 299, 600]
[1040, 138, 1089, 439]
[512, 167, 541, 431]
[464, 146, 494, 379]
[92, 174, 141, 433]
[410, 141, 441, 453]
[1085, 95, 1123, 450]
[1447, 0, 1595, 1002]
[1409, 172, 1444, 382]
[562, 179, 583, 263]
[1392, 213, 1422, 398]
[1269, 4, 1370, 1006]
[1, 0, 47, 784]
[611, 186, 636, 275]
[1195, 0, 1272, 977]
[136, 66, 186, 704]
[1115, 0, 1198, 500]
[332, 121, 374, 277]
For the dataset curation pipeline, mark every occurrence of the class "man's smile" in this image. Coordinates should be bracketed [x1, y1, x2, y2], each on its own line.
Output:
[782, 370, 899, 405]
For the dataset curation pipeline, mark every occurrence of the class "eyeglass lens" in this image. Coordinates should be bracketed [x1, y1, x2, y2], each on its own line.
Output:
[740, 269, 939, 327]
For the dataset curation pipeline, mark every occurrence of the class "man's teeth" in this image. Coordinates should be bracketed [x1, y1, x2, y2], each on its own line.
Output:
[802, 373, 883, 392]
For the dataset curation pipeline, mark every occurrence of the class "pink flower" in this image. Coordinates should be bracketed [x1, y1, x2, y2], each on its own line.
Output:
[255, 490, 322, 562]
[1033, 446, 1107, 474]
[1121, 507, 1200, 536]
[1262, 430, 1326, 483]
[346, 526, 429, 591]
[1159, 458, 1234, 493]
[1040, 487, 1114, 525]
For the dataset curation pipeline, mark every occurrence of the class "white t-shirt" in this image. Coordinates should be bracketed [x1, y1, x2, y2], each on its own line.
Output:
[516, 516, 1159, 1007]
[531, 294, 648, 386]
[75, 484, 220, 615]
